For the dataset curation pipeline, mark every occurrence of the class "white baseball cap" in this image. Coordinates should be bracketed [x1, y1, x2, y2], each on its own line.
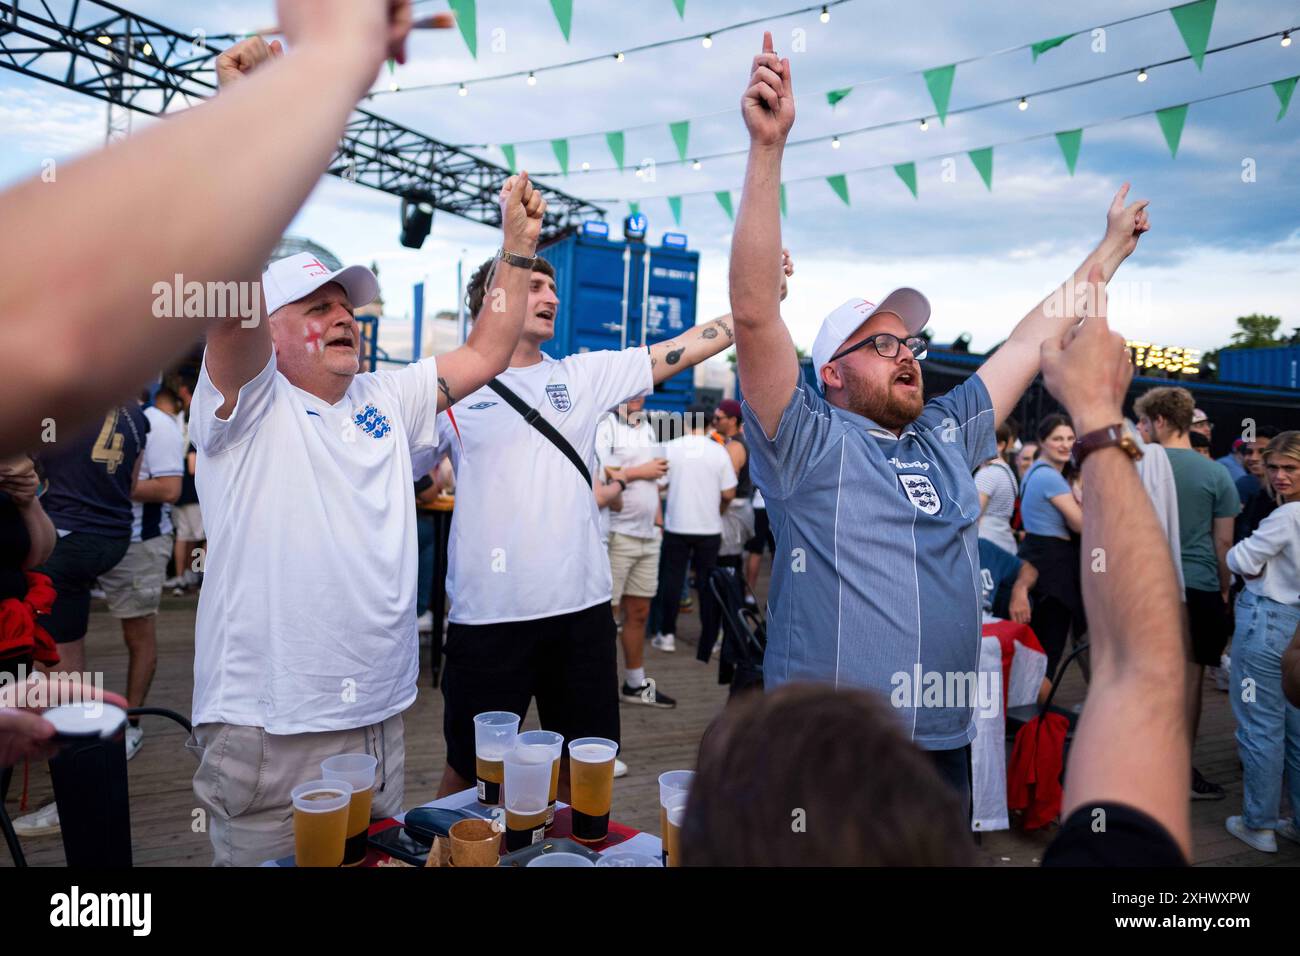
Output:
[261, 252, 379, 316]
[810, 289, 931, 388]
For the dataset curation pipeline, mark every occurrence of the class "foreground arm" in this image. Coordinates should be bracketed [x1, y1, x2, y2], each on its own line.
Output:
[730, 33, 799, 438]
[0, 1, 412, 452]
[976, 186, 1150, 427]
[132, 476, 183, 505]
[0, 457, 56, 567]
[1009, 561, 1038, 625]
[1041, 267, 1189, 858]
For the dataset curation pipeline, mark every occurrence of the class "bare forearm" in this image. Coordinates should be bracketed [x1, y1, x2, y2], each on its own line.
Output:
[0, 43, 376, 451]
[650, 314, 735, 384]
[132, 477, 182, 504]
[730, 145, 784, 329]
[19, 500, 56, 569]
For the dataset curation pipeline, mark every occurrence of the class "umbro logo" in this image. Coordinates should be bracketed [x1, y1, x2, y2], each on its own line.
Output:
[468, 401, 498, 410]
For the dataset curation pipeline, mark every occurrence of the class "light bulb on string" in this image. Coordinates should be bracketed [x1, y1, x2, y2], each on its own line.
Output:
[831, 135, 841, 149]
[1282, 31, 1292, 47]
[692, 159, 702, 170]
[527, 71, 537, 86]
[919, 118, 929, 131]
[1018, 97, 1028, 111]
[458, 83, 468, 96]
[1137, 68, 1148, 82]
[615, 51, 625, 62]
[702, 34, 713, 48]
[820, 5, 830, 23]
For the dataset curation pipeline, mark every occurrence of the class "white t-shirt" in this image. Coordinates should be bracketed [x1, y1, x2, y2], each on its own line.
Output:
[595, 413, 663, 540]
[189, 351, 439, 735]
[445, 348, 653, 624]
[662, 433, 737, 536]
[132, 405, 186, 542]
[973, 459, 1018, 556]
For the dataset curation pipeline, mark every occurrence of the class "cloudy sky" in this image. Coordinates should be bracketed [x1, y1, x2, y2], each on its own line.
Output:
[2, 0, 1297, 364]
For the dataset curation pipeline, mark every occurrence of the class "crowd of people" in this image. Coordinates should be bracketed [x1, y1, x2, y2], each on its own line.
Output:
[1, 4, 1298, 869]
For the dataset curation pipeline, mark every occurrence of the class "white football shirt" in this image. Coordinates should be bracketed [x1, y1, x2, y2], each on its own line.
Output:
[662, 433, 737, 536]
[190, 351, 439, 735]
[132, 405, 186, 542]
[595, 413, 662, 540]
[445, 348, 653, 624]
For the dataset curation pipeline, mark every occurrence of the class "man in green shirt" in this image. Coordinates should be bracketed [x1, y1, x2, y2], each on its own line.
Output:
[1135, 387, 1241, 801]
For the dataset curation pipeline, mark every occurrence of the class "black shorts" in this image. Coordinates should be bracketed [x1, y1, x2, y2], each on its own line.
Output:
[35, 531, 130, 644]
[441, 602, 619, 783]
[744, 507, 775, 556]
[1185, 587, 1231, 666]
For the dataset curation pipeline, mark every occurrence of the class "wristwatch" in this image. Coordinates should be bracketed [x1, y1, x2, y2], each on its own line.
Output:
[498, 247, 536, 269]
[613, 477, 628, 491]
[1072, 423, 1143, 469]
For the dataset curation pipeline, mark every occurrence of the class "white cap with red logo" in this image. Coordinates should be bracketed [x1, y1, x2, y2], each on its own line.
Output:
[261, 253, 379, 316]
[810, 289, 931, 389]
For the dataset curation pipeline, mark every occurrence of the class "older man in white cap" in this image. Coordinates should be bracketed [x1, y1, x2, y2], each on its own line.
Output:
[186, 166, 545, 865]
[726, 31, 1153, 814]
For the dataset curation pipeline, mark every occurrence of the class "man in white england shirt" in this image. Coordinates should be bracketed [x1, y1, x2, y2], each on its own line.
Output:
[187, 146, 547, 864]
[595, 396, 674, 707]
[435, 259, 739, 798]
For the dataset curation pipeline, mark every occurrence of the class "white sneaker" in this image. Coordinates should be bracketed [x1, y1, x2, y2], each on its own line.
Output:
[1212, 656, 1230, 692]
[12, 802, 60, 837]
[613, 759, 628, 779]
[651, 633, 675, 653]
[162, 575, 183, 589]
[417, 611, 434, 634]
[125, 724, 144, 761]
[89, 587, 106, 600]
[1225, 816, 1277, 853]
[1277, 819, 1300, 846]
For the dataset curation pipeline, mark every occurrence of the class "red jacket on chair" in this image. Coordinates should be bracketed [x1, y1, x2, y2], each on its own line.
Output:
[1007, 711, 1068, 830]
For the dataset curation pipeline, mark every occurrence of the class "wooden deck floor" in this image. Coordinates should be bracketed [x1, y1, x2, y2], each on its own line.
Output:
[4, 579, 1296, 867]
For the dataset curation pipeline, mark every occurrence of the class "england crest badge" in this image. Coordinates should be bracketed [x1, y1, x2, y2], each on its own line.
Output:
[898, 474, 941, 515]
[545, 384, 572, 412]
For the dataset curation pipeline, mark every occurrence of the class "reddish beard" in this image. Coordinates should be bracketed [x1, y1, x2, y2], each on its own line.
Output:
[838, 363, 924, 428]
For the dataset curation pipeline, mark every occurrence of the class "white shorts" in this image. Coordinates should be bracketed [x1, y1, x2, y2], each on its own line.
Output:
[173, 503, 204, 540]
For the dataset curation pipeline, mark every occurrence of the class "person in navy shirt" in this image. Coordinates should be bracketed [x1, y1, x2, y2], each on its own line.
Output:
[726, 31, 1150, 813]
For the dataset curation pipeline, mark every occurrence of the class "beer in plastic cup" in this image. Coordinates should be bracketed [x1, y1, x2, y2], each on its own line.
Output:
[292, 779, 352, 868]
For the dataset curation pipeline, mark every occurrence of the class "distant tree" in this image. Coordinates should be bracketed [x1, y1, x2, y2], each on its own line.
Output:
[1227, 314, 1288, 349]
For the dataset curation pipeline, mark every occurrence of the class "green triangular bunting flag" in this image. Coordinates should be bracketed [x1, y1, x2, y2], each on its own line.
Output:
[715, 191, 734, 220]
[672, 0, 686, 18]
[1030, 34, 1074, 62]
[500, 144, 516, 172]
[923, 65, 956, 125]
[448, 0, 477, 58]
[606, 131, 625, 170]
[827, 88, 853, 109]
[1273, 77, 1298, 120]
[1055, 129, 1083, 175]
[1155, 105, 1188, 157]
[549, 0, 573, 42]
[669, 121, 690, 162]
[629, 201, 640, 217]
[551, 139, 569, 175]
[968, 148, 993, 190]
[1170, 0, 1216, 70]
[826, 174, 850, 206]
[668, 196, 682, 225]
[893, 162, 918, 199]
[779, 183, 788, 218]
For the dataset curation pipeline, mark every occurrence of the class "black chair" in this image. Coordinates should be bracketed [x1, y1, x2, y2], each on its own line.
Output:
[706, 567, 765, 696]
[1005, 641, 1089, 742]
[1, 706, 193, 868]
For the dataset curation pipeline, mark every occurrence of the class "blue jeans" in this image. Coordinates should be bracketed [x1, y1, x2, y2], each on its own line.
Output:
[416, 513, 436, 617]
[1229, 589, 1300, 831]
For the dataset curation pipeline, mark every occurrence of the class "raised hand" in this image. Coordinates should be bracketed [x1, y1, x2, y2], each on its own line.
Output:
[1104, 183, 1151, 260]
[741, 31, 795, 148]
[1040, 264, 1134, 435]
[276, 0, 414, 86]
[215, 36, 284, 89]
[500, 172, 546, 256]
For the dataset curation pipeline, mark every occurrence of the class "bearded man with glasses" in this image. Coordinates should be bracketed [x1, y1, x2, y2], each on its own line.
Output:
[726, 31, 1152, 815]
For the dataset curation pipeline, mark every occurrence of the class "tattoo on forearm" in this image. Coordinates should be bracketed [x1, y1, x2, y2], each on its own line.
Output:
[651, 357, 658, 368]
[701, 327, 718, 340]
[438, 377, 455, 406]
[666, 348, 684, 365]
[719, 319, 734, 343]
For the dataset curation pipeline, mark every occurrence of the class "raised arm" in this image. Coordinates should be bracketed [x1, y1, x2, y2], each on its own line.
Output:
[433, 174, 546, 410]
[648, 314, 736, 386]
[976, 185, 1150, 427]
[0, 1, 413, 454]
[730, 32, 799, 438]
[1042, 266, 1190, 858]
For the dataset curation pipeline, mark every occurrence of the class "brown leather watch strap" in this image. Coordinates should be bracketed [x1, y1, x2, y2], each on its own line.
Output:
[1072, 423, 1143, 469]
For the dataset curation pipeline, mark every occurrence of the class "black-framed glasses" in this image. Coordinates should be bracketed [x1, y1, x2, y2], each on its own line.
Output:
[829, 332, 928, 363]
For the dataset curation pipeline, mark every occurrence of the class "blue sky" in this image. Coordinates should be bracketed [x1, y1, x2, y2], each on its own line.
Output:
[2, 0, 1297, 361]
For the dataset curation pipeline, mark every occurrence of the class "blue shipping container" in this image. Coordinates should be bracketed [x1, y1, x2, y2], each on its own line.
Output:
[538, 232, 700, 415]
[1218, 346, 1300, 391]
